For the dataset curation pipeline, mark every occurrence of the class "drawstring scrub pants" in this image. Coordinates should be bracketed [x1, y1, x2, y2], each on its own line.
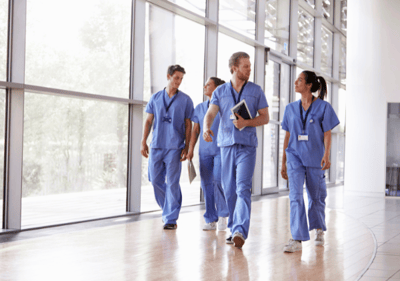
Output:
[287, 157, 327, 241]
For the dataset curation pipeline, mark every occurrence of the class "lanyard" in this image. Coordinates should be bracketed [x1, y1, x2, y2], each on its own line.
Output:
[207, 100, 210, 108]
[230, 81, 247, 105]
[163, 88, 179, 114]
[299, 96, 315, 134]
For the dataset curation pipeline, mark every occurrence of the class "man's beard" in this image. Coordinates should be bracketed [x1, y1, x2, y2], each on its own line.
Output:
[238, 71, 250, 81]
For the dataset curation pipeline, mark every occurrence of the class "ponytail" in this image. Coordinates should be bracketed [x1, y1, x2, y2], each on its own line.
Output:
[302, 71, 327, 100]
[210, 77, 226, 87]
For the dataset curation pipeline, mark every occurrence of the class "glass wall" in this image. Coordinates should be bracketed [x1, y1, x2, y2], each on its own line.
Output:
[217, 33, 255, 83]
[340, 36, 346, 84]
[297, 8, 314, 66]
[25, 0, 132, 98]
[321, 26, 333, 76]
[1, 0, 347, 229]
[264, 0, 290, 55]
[0, 0, 6, 80]
[341, 0, 347, 32]
[167, 0, 206, 16]
[22, 94, 128, 227]
[219, 0, 256, 39]
[141, 3, 205, 212]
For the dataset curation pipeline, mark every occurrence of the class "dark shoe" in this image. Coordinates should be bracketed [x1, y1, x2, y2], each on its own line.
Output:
[163, 224, 177, 230]
[226, 236, 234, 244]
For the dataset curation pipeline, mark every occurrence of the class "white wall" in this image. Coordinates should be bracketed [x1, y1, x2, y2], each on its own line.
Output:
[346, 0, 400, 196]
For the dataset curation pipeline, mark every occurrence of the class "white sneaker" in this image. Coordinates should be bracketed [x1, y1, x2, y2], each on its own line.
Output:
[203, 221, 217, 231]
[283, 239, 302, 253]
[315, 229, 324, 246]
[217, 217, 227, 231]
[232, 232, 245, 248]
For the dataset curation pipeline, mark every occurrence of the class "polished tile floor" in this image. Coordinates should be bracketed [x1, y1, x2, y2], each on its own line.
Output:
[0, 186, 399, 281]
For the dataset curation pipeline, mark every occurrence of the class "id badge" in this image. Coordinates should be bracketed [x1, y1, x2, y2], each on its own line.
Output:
[230, 114, 236, 120]
[298, 135, 308, 141]
[163, 116, 172, 123]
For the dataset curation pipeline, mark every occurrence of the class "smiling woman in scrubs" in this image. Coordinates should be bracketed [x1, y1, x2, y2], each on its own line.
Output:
[203, 52, 269, 248]
[281, 71, 339, 253]
[187, 77, 229, 231]
[141, 65, 194, 230]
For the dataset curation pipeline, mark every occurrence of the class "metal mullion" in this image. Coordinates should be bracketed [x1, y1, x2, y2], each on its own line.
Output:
[0, 82, 145, 106]
[3, 0, 27, 230]
[322, 17, 345, 37]
[314, 0, 322, 71]
[298, 0, 322, 18]
[146, 0, 215, 26]
[126, 0, 146, 213]
[218, 25, 266, 49]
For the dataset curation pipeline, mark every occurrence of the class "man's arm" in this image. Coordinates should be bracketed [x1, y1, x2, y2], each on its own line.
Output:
[180, 118, 192, 161]
[203, 104, 219, 142]
[233, 107, 269, 130]
[321, 130, 332, 170]
[141, 113, 154, 158]
[187, 123, 200, 161]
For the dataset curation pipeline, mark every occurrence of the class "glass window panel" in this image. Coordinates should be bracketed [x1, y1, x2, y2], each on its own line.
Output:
[22, 93, 128, 227]
[321, 26, 333, 76]
[25, 0, 131, 98]
[217, 33, 255, 83]
[264, 0, 290, 55]
[263, 124, 278, 189]
[0, 0, 7, 80]
[142, 3, 205, 212]
[341, 0, 347, 32]
[304, 0, 315, 9]
[297, 8, 314, 66]
[167, 0, 205, 16]
[219, 0, 256, 39]
[340, 36, 346, 84]
[338, 87, 346, 133]
[265, 62, 279, 121]
[336, 134, 345, 181]
[322, 0, 334, 24]
[0, 90, 5, 222]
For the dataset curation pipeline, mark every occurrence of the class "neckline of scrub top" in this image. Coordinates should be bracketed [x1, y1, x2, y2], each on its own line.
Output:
[229, 81, 248, 105]
[299, 96, 315, 134]
[163, 88, 179, 114]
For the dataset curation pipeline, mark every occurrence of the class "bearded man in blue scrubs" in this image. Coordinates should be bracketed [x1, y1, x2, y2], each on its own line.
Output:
[203, 52, 270, 248]
[141, 65, 194, 230]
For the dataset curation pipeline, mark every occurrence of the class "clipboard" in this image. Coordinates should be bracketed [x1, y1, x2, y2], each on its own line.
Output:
[230, 99, 252, 131]
[188, 160, 197, 184]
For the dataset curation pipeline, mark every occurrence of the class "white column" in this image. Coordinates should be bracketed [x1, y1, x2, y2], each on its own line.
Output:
[346, 0, 400, 196]
[204, 0, 218, 81]
[127, 0, 146, 213]
[3, 0, 27, 229]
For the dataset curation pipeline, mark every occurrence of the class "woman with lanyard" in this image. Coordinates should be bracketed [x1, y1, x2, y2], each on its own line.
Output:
[187, 77, 229, 231]
[281, 70, 339, 253]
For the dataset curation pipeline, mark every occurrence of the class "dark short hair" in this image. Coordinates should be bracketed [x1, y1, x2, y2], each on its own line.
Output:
[167, 64, 186, 76]
[229, 52, 250, 74]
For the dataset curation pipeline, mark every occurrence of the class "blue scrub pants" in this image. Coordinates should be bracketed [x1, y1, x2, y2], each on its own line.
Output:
[221, 144, 256, 239]
[199, 153, 229, 223]
[148, 148, 182, 225]
[287, 157, 327, 241]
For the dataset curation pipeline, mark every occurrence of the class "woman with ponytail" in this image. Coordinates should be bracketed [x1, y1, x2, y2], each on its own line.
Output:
[280, 70, 340, 253]
[187, 77, 229, 231]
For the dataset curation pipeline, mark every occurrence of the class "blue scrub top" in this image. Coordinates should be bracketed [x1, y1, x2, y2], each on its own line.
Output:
[192, 100, 220, 156]
[210, 82, 269, 148]
[281, 98, 340, 167]
[145, 89, 194, 150]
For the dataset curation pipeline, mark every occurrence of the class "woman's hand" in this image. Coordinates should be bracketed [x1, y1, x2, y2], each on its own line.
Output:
[281, 163, 288, 180]
[321, 154, 331, 170]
